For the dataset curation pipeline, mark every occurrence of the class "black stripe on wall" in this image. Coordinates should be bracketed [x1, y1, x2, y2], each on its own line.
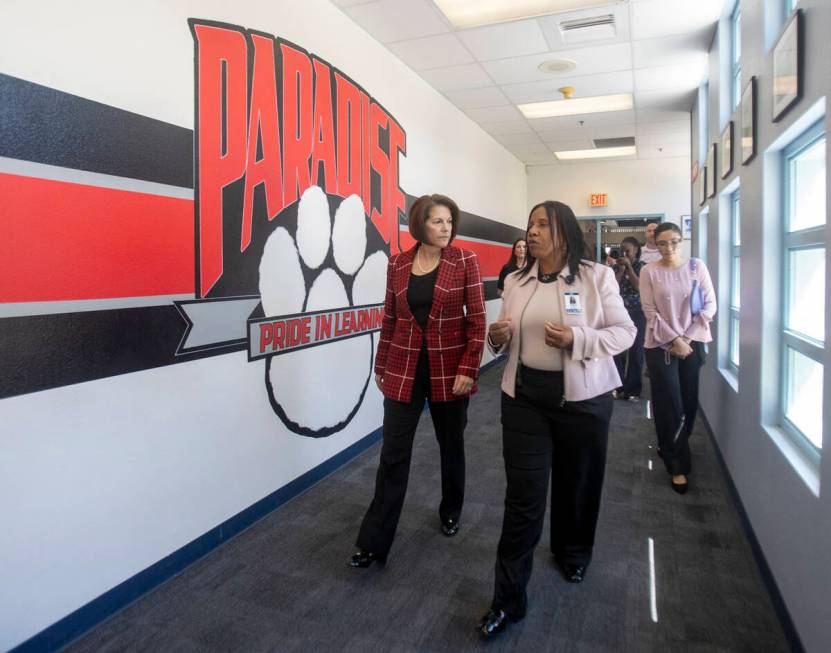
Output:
[0, 74, 193, 188]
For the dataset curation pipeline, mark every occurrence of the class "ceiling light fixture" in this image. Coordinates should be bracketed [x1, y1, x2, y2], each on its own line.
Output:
[431, 0, 625, 29]
[519, 92, 633, 119]
[555, 145, 637, 160]
[537, 59, 578, 75]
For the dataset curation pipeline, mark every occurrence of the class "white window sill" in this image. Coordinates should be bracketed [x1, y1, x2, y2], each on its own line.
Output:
[719, 366, 739, 393]
[762, 425, 821, 497]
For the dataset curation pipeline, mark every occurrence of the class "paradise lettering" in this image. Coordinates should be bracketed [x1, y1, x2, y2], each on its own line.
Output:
[191, 20, 407, 297]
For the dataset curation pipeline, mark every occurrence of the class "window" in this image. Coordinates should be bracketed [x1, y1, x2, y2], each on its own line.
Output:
[731, 4, 742, 111]
[728, 190, 741, 370]
[781, 120, 825, 455]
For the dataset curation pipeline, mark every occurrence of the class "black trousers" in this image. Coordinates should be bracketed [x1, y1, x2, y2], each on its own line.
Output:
[644, 342, 704, 476]
[492, 368, 613, 619]
[614, 308, 646, 397]
[356, 350, 468, 557]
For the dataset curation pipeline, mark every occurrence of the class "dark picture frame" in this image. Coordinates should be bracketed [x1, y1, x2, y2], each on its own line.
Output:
[706, 143, 716, 198]
[698, 168, 707, 206]
[772, 9, 803, 122]
[721, 121, 733, 179]
[741, 76, 756, 164]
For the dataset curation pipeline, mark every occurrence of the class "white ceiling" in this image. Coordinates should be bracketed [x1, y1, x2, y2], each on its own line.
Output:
[330, 0, 726, 165]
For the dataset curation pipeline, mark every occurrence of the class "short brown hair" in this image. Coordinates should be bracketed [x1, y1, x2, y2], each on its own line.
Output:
[408, 194, 460, 244]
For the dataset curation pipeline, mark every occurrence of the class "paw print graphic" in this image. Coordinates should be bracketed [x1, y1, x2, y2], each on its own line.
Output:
[259, 186, 388, 437]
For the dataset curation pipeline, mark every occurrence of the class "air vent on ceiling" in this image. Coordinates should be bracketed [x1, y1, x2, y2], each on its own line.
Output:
[559, 14, 616, 44]
[594, 136, 635, 149]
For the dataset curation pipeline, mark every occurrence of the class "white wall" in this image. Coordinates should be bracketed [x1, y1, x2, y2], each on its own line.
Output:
[0, 1, 526, 649]
[526, 155, 691, 222]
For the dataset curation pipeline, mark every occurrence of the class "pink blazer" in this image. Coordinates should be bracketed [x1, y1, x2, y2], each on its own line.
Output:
[487, 260, 636, 402]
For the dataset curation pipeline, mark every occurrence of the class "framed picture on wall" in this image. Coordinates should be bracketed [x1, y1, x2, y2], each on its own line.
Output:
[706, 143, 716, 198]
[741, 76, 756, 164]
[772, 9, 803, 122]
[721, 121, 733, 179]
[698, 169, 707, 206]
[682, 215, 692, 240]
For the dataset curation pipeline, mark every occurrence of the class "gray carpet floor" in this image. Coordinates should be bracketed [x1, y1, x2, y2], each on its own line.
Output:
[64, 362, 790, 652]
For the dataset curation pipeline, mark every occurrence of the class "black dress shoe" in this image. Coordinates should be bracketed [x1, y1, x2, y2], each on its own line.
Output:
[441, 517, 460, 537]
[348, 549, 386, 568]
[561, 563, 586, 583]
[477, 609, 509, 638]
[670, 479, 688, 495]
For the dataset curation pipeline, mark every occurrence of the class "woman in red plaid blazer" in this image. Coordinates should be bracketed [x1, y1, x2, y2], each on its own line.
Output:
[350, 194, 486, 568]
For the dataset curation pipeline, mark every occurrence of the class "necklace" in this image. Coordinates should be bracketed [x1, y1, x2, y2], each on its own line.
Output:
[415, 247, 440, 273]
[538, 268, 561, 283]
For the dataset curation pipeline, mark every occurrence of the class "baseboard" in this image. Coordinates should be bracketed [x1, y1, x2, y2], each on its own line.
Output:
[11, 426, 383, 653]
[698, 410, 805, 653]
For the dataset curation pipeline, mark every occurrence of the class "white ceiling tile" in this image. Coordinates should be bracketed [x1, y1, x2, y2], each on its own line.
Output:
[419, 63, 493, 91]
[636, 118, 690, 135]
[465, 105, 524, 122]
[638, 143, 691, 158]
[508, 143, 555, 156]
[480, 120, 535, 135]
[482, 42, 632, 85]
[636, 106, 691, 122]
[637, 131, 690, 147]
[538, 3, 631, 50]
[634, 61, 707, 92]
[444, 86, 510, 109]
[501, 70, 633, 104]
[631, 0, 722, 40]
[457, 19, 549, 61]
[494, 132, 546, 146]
[330, 0, 374, 7]
[344, 0, 450, 43]
[529, 108, 636, 132]
[635, 88, 696, 111]
[541, 137, 595, 150]
[387, 34, 473, 71]
[632, 29, 711, 69]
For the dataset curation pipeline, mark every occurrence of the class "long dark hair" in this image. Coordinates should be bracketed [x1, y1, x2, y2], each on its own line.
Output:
[506, 238, 527, 267]
[519, 201, 591, 283]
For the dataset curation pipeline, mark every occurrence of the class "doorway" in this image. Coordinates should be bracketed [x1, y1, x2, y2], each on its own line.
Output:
[577, 214, 664, 262]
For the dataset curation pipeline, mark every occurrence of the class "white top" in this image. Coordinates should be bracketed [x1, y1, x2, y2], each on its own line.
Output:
[519, 281, 563, 371]
[640, 245, 662, 264]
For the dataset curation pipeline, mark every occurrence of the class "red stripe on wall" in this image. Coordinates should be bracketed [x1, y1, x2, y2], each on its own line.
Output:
[0, 174, 194, 302]
[398, 232, 511, 277]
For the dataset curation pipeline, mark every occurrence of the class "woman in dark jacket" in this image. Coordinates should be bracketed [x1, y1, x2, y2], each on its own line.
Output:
[497, 238, 527, 297]
[613, 236, 647, 401]
[350, 194, 486, 568]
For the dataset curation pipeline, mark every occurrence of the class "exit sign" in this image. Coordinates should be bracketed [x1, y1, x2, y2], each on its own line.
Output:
[590, 193, 608, 207]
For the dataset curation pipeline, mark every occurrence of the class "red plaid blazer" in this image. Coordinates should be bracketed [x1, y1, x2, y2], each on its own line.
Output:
[374, 244, 486, 403]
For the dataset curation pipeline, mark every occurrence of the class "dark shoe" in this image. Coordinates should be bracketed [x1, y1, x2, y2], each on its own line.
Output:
[477, 609, 510, 638]
[349, 549, 386, 568]
[561, 563, 586, 583]
[656, 446, 663, 458]
[670, 479, 688, 495]
[441, 517, 460, 537]
[625, 395, 640, 402]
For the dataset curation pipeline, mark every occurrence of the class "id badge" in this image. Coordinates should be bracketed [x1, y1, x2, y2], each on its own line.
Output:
[564, 291, 583, 315]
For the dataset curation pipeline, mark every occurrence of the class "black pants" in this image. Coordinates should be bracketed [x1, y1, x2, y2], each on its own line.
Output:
[614, 308, 646, 397]
[645, 342, 704, 476]
[492, 368, 613, 619]
[356, 351, 468, 557]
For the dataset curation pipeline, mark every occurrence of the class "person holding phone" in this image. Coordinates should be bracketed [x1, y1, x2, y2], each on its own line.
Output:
[613, 237, 647, 401]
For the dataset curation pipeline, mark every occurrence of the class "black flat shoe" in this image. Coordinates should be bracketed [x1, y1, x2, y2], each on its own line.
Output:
[670, 479, 688, 495]
[349, 549, 386, 568]
[477, 609, 509, 638]
[441, 517, 460, 537]
[561, 563, 586, 583]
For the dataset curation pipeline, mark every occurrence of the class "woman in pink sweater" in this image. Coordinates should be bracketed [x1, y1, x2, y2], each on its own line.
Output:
[639, 222, 717, 494]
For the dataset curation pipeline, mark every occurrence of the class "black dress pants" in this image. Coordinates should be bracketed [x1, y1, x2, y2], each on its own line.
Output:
[644, 342, 704, 476]
[614, 308, 646, 397]
[492, 368, 613, 619]
[356, 350, 468, 557]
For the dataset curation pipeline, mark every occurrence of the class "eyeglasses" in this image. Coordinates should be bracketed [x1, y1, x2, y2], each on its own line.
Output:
[656, 238, 682, 249]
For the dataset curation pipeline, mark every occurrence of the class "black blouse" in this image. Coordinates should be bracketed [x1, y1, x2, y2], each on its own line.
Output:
[407, 267, 438, 330]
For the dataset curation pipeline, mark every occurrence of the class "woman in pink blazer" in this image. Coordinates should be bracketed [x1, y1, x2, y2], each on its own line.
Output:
[478, 201, 635, 638]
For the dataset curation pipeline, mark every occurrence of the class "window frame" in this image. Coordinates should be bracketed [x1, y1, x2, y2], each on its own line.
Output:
[731, 3, 742, 111]
[780, 119, 825, 458]
[728, 189, 741, 371]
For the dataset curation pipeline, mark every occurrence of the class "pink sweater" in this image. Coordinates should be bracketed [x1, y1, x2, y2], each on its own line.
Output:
[639, 258, 717, 349]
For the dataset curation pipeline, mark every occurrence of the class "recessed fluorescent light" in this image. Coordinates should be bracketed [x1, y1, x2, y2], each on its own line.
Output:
[432, 0, 624, 29]
[519, 93, 633, 119]
[555, 145, 637, 160]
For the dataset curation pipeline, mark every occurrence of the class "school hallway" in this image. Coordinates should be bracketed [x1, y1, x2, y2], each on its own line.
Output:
[63, 361, 790, 653]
